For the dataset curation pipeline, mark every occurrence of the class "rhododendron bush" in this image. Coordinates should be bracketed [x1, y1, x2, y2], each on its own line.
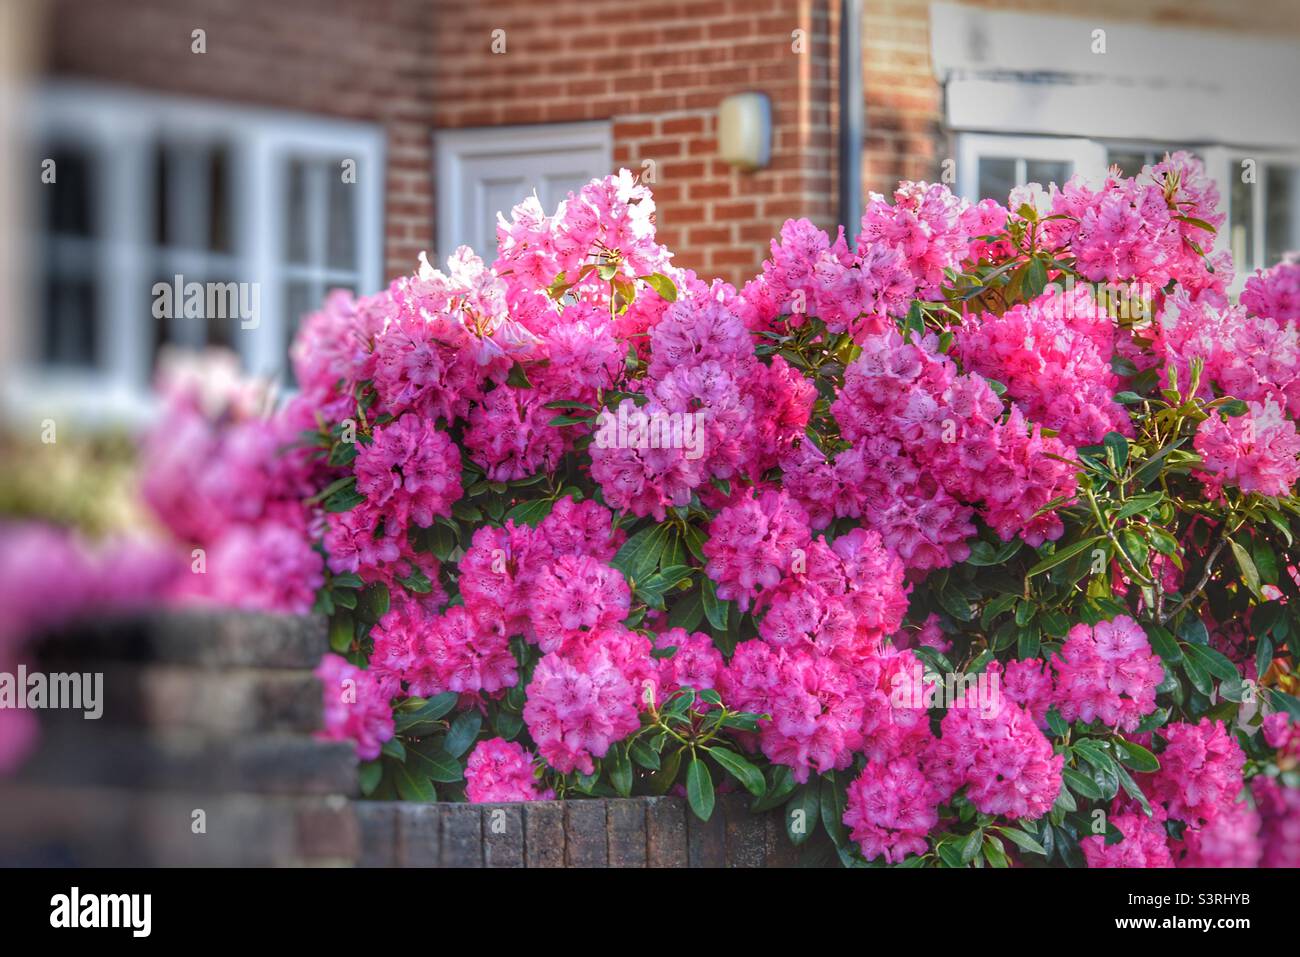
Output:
[139, 157, 1300, 868]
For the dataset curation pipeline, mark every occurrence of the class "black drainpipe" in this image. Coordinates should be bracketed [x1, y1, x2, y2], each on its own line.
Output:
[839, 0, 864, 243]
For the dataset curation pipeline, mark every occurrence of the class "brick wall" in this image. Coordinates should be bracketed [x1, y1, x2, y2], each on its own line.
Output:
[40, 0, 1300, 288]
[44, 0, 438, 281]
[44, 0, 840, 288]
[431, 0, 839, 286]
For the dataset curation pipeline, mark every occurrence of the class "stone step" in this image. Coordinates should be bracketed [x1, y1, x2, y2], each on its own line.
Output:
[44, 661, 324, 734]
[16, 723, 356, 797]
[43, 609, 328, 669]
[0, 784, 358, 866]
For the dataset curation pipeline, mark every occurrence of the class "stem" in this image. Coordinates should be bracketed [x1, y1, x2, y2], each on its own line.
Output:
[1159, 529, 1229, 625]
[1084, 487, 1156, 587]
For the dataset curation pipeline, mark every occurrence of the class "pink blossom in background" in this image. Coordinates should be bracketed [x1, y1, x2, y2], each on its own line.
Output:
[314, 653, 395, 762]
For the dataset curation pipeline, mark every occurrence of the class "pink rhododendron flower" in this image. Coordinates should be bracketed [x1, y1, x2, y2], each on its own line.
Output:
[528, 554, 632, 654]
[843, 757, 940, 864]
[1252, 776, 1300, 867]
[1081, 806, 1175, 868]
[925, 694, 1063, 820]
[1052, 616, 1163, 732]
[1172, 797, 1262, 867]
[522, 628, 657, 775]
[1143, 719, 1245, 828]
[464, 738, 554, 803]
[1241, 257, 1300, 323]
[1195, 399, 1300, 498]
[356, 412, 463, 528]
[702, 488, 812, 611]
[314, 653, 394, 761]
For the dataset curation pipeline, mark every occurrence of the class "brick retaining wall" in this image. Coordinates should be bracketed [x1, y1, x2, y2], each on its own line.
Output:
[0, 610, 807, 867]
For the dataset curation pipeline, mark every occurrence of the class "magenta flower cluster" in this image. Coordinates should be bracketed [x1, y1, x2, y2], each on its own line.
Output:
[119, 154, 1300, 870]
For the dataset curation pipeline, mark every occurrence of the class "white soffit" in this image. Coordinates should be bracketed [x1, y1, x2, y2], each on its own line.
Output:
[929, 2, 1300, 148]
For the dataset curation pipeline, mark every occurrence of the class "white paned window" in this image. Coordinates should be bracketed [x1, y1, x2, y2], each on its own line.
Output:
[956, 134, 1106, 203]
[15, 83, 385, 424]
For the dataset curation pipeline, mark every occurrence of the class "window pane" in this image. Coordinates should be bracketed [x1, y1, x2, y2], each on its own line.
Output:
[1108, 151, 1147, 177]
[285, 160, 311, 265]
[209, 146, 232, 254]
[327, 169, 357, 270]
[1231, 160, 1256, 270]
[284, 280, 318, 384]
[1026, 160, 1070, 189]
[204, 276, 239, 354]
[153, 142, 169, 246]
[45, 149, 94, 236]
[42, 274, 97, 367]
[1265, 165, 1295, 268]
[977, 157, 1016, 202]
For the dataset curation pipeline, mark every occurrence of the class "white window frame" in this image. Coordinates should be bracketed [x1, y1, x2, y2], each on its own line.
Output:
[956, 133, 1107, 202]
[12, 82, 386, 427]
[435, 121, 611, 259]
[1201, 147, 1300, 284]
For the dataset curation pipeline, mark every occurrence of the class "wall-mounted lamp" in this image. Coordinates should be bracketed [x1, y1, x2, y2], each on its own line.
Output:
[717, 92, 771, 172]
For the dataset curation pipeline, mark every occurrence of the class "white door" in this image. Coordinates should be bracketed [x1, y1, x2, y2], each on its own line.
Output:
[435, 122, 612, 259]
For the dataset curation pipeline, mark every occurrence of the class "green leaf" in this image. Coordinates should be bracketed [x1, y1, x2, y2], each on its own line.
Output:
[960, 828, 984, 864]
[750, 765, 797, 813]
[504, 498, 555, 528]
[611, 523, 672, 585]
[609, 745, 633, 797]
[648, 747, 683, 795]
[506, 362, 533, 389]
[983, 834, 1010, 868]
[1113, 738, 1160, 773]
[708, 747, 765, 797]
[997, 826, 1047, 857]
[358, 760, 383, 796]
[1114, 763, 1153, 816]
[392, 763, 436, 802]
[1062, 766, 1103, 801]
[1027, 536, 1105, 577]
[785, 783, 820, 846]
[686, 755, 715, 821]
[1103, 432, 1130, 471]
[1253, 540, 1280, 585]
[324, 488, 367, 513]
[1146, 624, 1182, 665]
[1183, 641, 1240, 683]
[1024, 257, 1048, 299]
[646, 273, 678, 301]
[307, 474, 359, 506]
[361, 582, 390, 622]
[1177, 615, 1210, 646]
[444, 710, 483, 758]
[328, 612, 354, 653]
[1228, 538, 1264, 600]
[1181, 650, 1213, 696]
[392, 691, 460, 733]
[381, 737, 406, 762]
[701, 576, 730, 632]
[406, 741, 464, 783]
[397, 567, 434, 594]
[629, 738, 661, 771]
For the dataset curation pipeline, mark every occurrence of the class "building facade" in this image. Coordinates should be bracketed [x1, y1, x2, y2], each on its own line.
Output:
[9, 0, 1300, 420]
